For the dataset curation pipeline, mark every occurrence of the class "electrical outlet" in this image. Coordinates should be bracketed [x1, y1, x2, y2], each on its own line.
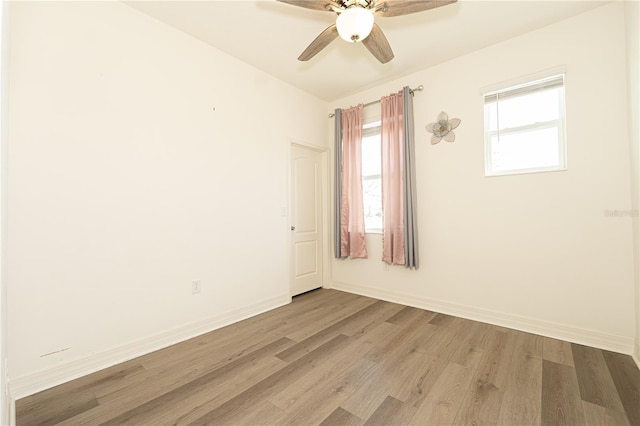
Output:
[191, 280, 201, 294]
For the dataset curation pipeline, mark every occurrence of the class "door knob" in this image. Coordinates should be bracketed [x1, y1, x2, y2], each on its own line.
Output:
[291, 226, 296, 231]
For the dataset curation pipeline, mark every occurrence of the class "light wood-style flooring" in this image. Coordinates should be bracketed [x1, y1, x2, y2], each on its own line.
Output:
[16, 289, 640, 425]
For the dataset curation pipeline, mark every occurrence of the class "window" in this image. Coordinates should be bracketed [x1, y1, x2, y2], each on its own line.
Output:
[484, 74, 567, 176]
[361, 120, 382, 233]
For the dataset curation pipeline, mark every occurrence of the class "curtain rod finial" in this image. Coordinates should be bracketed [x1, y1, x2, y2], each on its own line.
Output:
[329, 112, 335, 118]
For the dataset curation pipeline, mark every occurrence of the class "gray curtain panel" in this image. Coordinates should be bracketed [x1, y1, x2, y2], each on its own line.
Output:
[334, 108, 343, 259]
[402, 86, 419, 269]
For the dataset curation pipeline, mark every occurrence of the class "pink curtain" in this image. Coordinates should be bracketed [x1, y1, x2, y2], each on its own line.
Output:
[340, 105, 368, 259]
[381, 92, 405, 265]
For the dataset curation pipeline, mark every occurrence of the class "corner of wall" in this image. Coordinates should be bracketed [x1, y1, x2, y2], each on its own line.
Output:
[624, 0, 640, 370]
[0, 0, 11, 423]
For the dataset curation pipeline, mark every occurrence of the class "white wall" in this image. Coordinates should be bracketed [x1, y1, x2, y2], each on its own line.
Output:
[7, 0, 327, 396]
[625, 0, 640, 365]
[1, 1, 9, 423]
[330, 2, 635, 353]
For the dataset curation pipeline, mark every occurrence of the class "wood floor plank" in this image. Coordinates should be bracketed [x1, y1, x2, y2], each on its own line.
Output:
[497, 395, 541, 426]
[16, 390, 99, 426]
[571, 344, 626, 413]
[515, 329, 544, 358]
[390, 320, 496, 415]
[129, 320, 293, 388]
[449, 319, 491, 368]
[16, 361, 144, 425]
[602, 349, 640, 425]
[428, 312, 456, 326]
[461, 319, 498, 350]
[418, 315, 468, 357]
[408, 362, 475, 425]
[340, 348, 418, 420]
[276, 300, 401, 363]
[496, 331, 543, 426]
[340, 312, 441, 420]
[170, 355, 287, 426]
[279, 357, 379, 426]
[543, 336, 575, 367]
[136, 289, 336, 371]
[22, 362, 145, 405]
[132, 355, 288, 426]
[269, 321, 398, 413]
[66, 349, 289, 425]
[469, 327, 516, 390]
[362, 308, 433, 364]
[69, 335, 294, 424]
[389, 350, 445, 408]
[452, 377, 504, 426]
[386, 306, 435, 325]
[262, 291, 365, 341]
[84, 299, 362, 421]
[188, 334, 351, 425]
[541, 360, 586, 426]
[98, 337, 294, 425]
[280, 306, 425, 423]
[452, 327, 516, 425]
[320, 407, 364, 426]
[582, 400, 630, 426]
[363, 395, 405, 426]
[508, 331, 544, 400]
[15, 289, 640, 426]
[283, 293, 378, 342]
[226, 401, 290, 426]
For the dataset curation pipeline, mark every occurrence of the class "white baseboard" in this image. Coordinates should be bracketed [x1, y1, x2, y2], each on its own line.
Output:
[8, 393, 14, 426]
[9, 293, 291, 400]
[331, 281, 635, 355]
[2, 386, 13, 426]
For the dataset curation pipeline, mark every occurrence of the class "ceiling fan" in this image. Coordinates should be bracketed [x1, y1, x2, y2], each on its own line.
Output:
[277, 0, 457, 64]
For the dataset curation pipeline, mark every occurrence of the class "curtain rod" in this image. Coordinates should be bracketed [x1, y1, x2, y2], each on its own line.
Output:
[328, 85, 423, 118]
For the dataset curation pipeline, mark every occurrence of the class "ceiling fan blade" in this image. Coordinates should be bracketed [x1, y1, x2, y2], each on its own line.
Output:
[298, 25, 339, 61]
[277, 0, 339, 12]
[375, 0, 457, 17]
[362, 24, 394, 64]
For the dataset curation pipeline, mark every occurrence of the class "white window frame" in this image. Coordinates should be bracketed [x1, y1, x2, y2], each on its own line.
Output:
[483, 72, 568, 177]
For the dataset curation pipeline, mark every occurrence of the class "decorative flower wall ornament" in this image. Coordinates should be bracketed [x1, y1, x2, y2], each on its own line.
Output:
[426, 111, 461, 144]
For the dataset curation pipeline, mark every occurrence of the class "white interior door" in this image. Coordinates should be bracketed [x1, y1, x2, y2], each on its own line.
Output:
[291, 145, 323, 296]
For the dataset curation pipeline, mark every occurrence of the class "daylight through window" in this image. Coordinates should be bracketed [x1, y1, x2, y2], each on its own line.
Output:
[484, 74, 567, 176]
[361, 120, 382, 233]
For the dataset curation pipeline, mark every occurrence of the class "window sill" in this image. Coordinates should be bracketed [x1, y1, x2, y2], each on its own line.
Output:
[485, 165, 567, 177]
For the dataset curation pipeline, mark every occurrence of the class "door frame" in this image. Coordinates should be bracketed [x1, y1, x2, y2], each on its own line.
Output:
[288, 142, 330, 298]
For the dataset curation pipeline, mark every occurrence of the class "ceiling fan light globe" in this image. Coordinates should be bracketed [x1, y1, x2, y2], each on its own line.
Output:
[336, 7, 374, 43]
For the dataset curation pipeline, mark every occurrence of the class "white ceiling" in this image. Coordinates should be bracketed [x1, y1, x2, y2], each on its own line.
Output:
[125, 0, 609, 102]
